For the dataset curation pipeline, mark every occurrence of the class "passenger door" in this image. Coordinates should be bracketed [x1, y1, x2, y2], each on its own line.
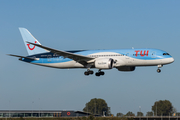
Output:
[151, 51, 156, 58]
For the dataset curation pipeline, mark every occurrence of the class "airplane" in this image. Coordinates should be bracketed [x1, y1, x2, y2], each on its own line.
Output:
[8, 28, 174, 76]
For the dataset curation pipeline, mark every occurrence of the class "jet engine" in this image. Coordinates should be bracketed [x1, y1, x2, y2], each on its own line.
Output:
[117, 66, 135, 71]
[95, 58, 114, 69]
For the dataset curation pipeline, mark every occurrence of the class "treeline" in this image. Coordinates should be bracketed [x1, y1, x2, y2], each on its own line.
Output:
[83, 98, 179, 117]
[0, 117, 130, 120]
[117, 100, 179, 117]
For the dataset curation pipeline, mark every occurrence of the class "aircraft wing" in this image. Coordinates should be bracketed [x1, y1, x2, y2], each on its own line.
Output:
[26, 42, 94, 64]
[7, 54, 36, 60]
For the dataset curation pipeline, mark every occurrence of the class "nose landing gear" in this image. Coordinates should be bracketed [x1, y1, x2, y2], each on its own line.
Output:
[157, 65, 163, 73]
[157, 69, 161, 73]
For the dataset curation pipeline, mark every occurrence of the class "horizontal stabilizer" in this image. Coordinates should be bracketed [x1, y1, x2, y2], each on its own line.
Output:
[7, 54, 36, 60]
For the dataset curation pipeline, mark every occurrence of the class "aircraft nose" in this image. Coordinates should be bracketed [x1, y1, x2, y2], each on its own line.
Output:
[169, 57, 174, 63]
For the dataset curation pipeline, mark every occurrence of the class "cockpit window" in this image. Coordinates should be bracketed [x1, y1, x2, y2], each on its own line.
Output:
[163, 53, 170, 55]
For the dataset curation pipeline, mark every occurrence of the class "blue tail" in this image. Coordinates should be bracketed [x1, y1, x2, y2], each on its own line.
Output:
[19, 28, 47, 56]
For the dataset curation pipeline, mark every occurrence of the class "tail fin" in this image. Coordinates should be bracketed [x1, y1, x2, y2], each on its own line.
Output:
[19, 28, 47, 56]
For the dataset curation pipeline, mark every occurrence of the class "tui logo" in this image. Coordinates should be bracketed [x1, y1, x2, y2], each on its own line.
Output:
[135, 50, 149, 57]
[27, 41, 37, 50]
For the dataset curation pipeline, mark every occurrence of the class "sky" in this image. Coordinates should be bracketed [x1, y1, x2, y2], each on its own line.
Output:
[0, 0, 180, 116]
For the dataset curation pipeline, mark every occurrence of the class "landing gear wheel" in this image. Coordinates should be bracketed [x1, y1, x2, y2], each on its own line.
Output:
[89, 70, 94, 75]
[84, 70, 94, 76]
[99, 71, 105, 75]
[95, 72, 100, 76]
[95, 70, 105, 77]
[157, 69, 161, 73]
[84, 71, 89, 76]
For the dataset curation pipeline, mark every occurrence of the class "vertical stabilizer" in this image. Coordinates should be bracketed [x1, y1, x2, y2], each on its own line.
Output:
[19, 28, 47, 56]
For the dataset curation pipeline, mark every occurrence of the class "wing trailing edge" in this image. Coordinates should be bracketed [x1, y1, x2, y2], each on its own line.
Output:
[26, 41, 95, 64]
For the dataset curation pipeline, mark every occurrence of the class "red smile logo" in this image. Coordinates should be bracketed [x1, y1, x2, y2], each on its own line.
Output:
[27, 41, 37, 50]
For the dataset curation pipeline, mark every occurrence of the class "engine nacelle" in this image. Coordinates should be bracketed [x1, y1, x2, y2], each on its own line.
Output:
[117, 66, 136, 71]
[95, 58, 114, 69]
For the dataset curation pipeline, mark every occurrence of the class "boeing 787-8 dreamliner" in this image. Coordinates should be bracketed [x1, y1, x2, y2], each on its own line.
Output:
[8, 28, 174, 76]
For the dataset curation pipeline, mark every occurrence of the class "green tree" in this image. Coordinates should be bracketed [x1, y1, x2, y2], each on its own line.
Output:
[146, 111, 153, 116]
[83, 98, 110, 116]
[137, 112, 143, 116]
[152, 100, 174, 116]
[117, 112, 124, 117]
[125, 111, 135, 116]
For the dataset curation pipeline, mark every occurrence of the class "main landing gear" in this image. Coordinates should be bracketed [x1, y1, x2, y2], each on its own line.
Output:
[84, 70, 94, 76]
[95, 70, 105, 77]
[157, 65, 163, 73]
[84, 69, 105, 77]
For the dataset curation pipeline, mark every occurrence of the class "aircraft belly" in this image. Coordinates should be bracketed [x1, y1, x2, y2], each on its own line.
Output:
[32, 61, 84, 68]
